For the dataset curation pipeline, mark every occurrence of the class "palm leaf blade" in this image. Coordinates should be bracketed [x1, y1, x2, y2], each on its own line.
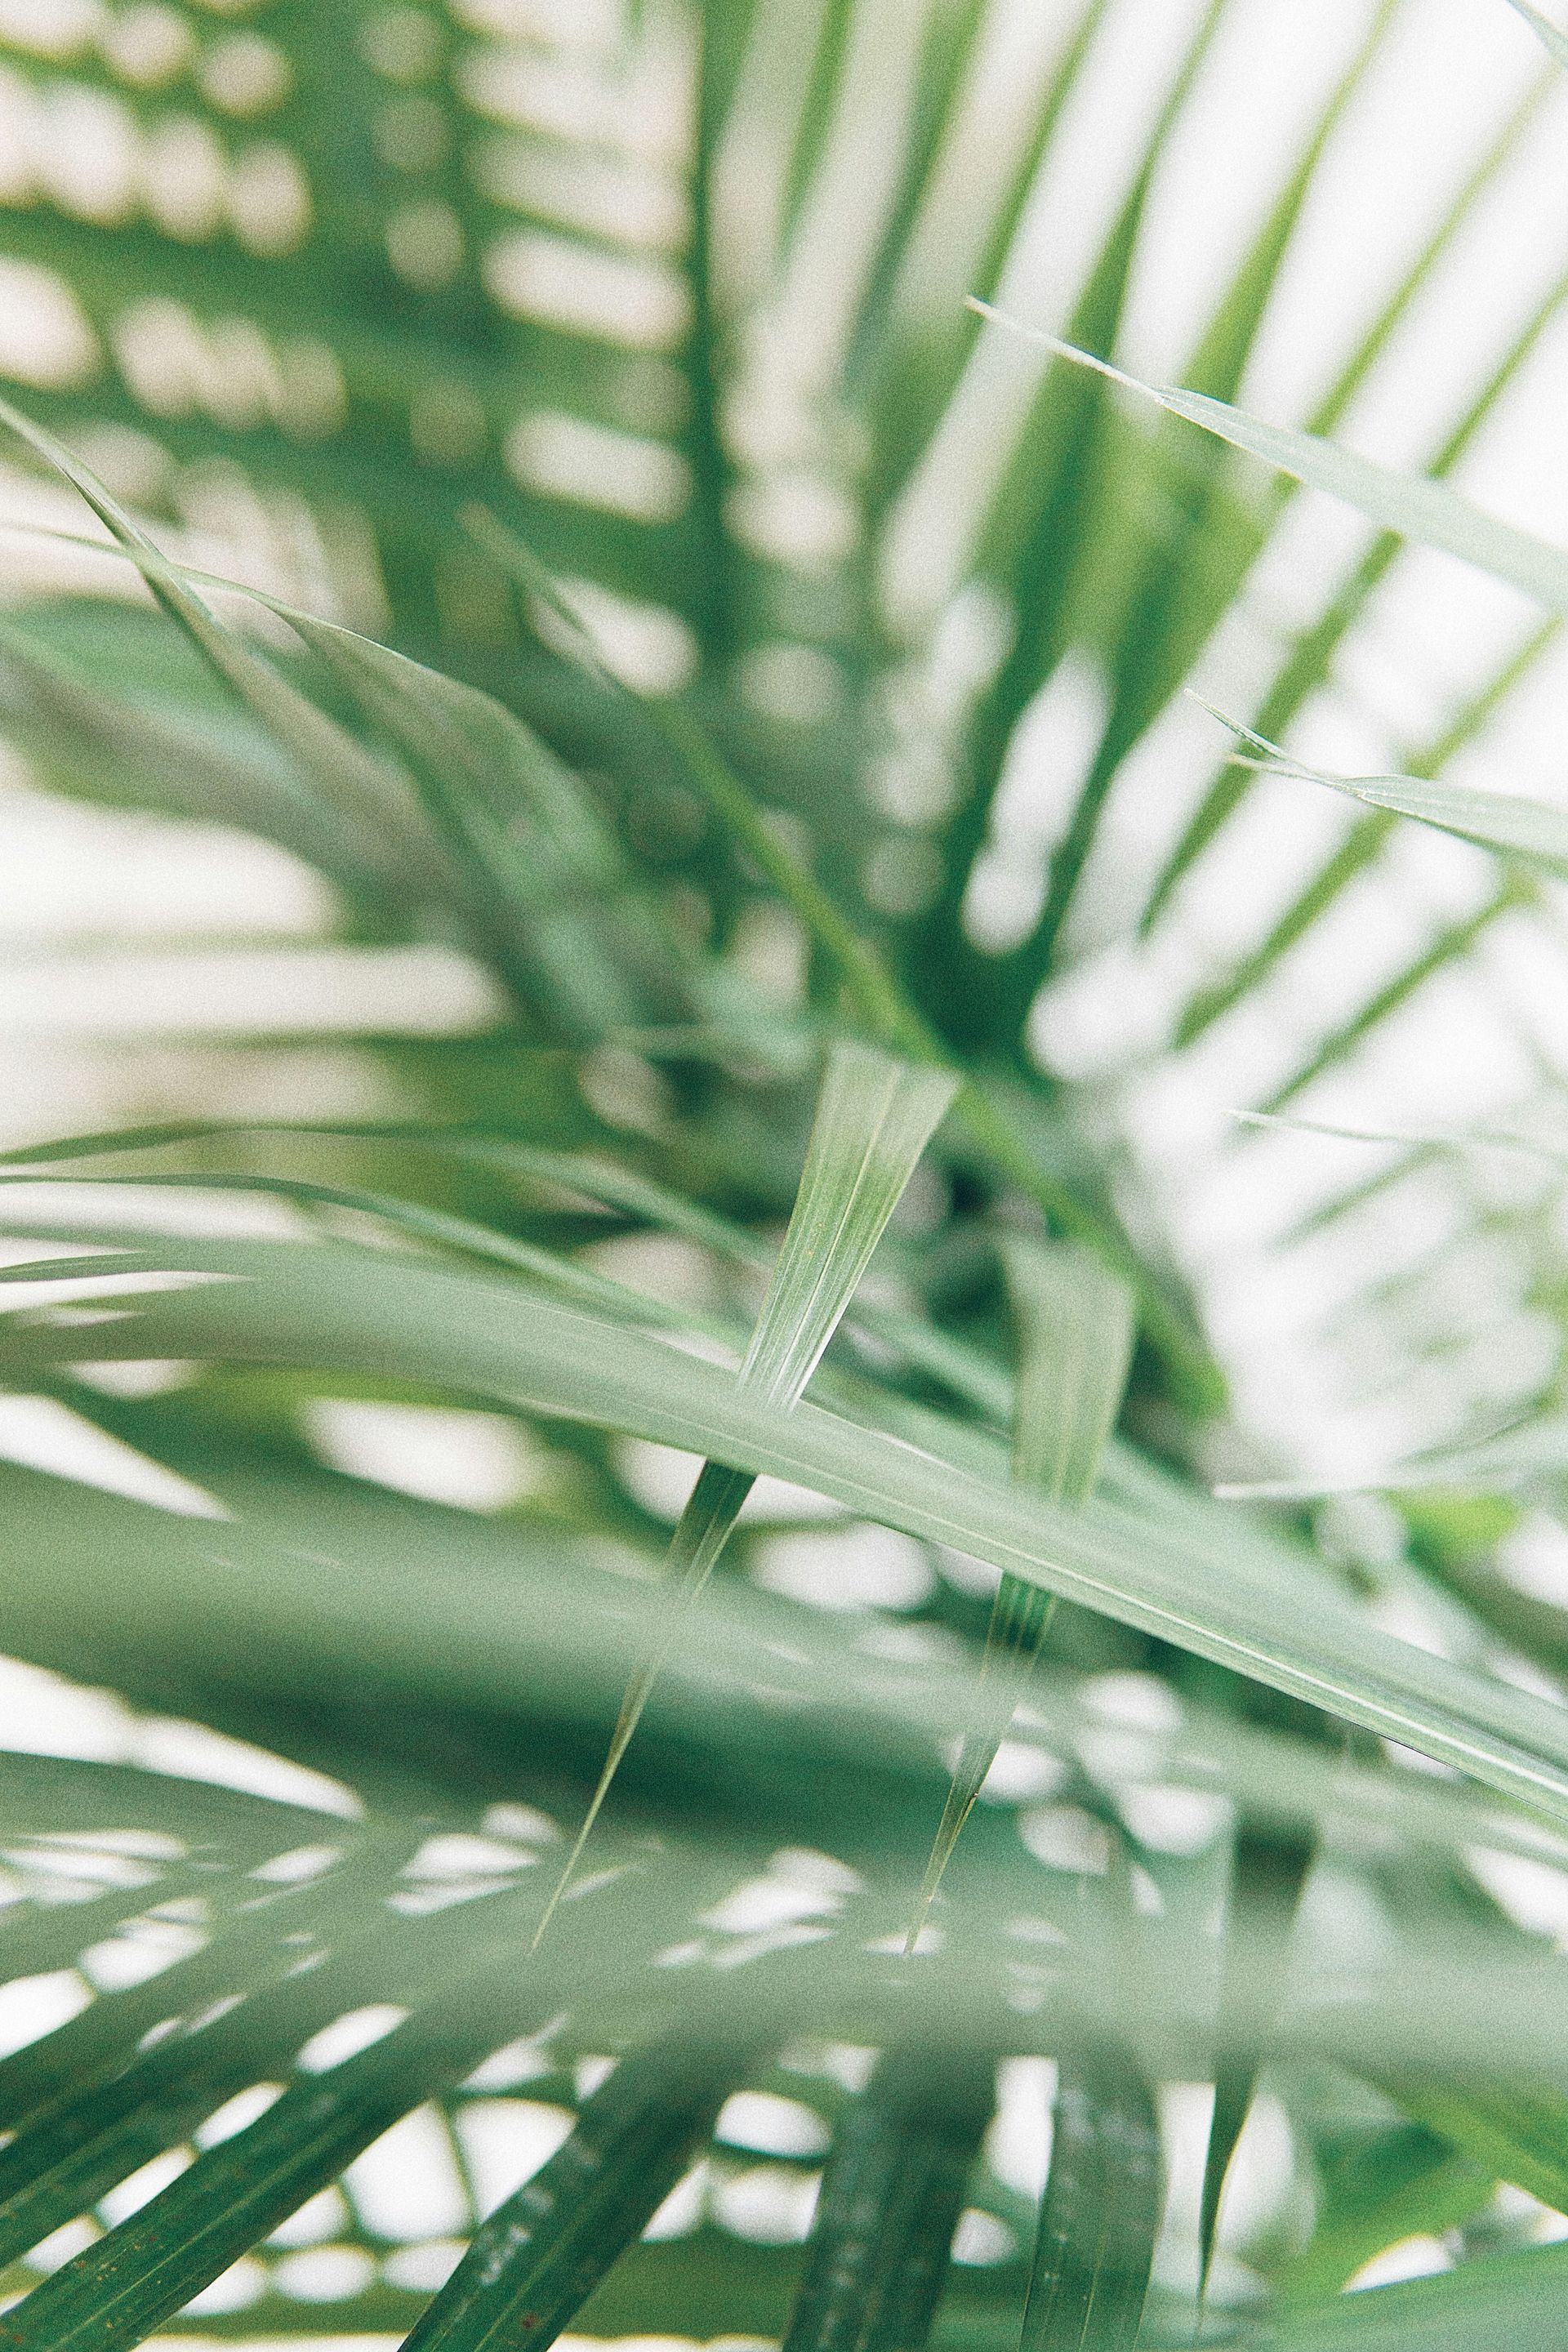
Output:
[534, 1040, 957, 1936]
[911, 1238, 1134, 1934]
[403, 2042, 744, 2352]
[981, 323, 1568, 615]
[1019, 2047, 1161, 2352]
[780, 2048, 992, 2352]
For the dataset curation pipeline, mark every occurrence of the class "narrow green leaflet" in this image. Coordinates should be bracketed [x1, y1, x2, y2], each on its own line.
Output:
[0, 1110, 773, 1276]
[1232, 1106, 1568, 1172]
[466, 506, 924, 1051]
[906, 1568, 1054, 1951]
[864, 0, 1115, 512]
[0, 1753, 334, 1845]
[0, 1161, 686, 1332]
[0, 611, 390, 902]
[971, 314, 1568, 615]
[1170, 615, 1559, 1040]
[1216, 1415, 1568, 1506]
[0, 497, 652, 1040]
[0, 1762, 352, 2035]
[0, 1419, 1562, 1887]
[1004, 1238, 1137, 1504]
[1214, 1110, 1568, 1503]
[943, 0, 1229, 980]
[403, 2042, 743, 2352]
[1199, 707, 1568, 879]
[1144, 239, 1568, 933]
[780, 0, 857, 243]
[1008, 0, 1398, 973]
[277, 612, 646, 1040]
[0, 1856, 418, 2270]
[1256, 873, 1529, 1113]
[533, 1040, 958, 1940]
[0, 1100, 1169, 1433]
[911, 1239, 1134, 1938]
[740, 1047, 960, 1410]
[0, 494, 1218, 1406]
[1019, 2046, 1162, 2352]
[779, 2047, 993, 2352]
[1505, 0, 1568, 67]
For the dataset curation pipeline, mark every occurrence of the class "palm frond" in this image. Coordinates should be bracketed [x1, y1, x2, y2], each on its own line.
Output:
[2, 4, 1568, 2345]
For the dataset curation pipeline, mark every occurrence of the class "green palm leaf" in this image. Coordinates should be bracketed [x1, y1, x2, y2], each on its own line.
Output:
[1504, 0, 1568, 66]
[983, 321, 1568, 614]
[402, 2041, 746, 2352]
[910, 1237, 1133, 1938]
[1019, 2045, 1161, 2352]
[533, 1038, 956, 1936]
[780, 2047, 993, 2352]
[6, 1226, 1568, 1830]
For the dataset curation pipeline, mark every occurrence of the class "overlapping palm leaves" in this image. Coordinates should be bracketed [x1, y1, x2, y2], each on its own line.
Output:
[0, 2, 1567, 2348]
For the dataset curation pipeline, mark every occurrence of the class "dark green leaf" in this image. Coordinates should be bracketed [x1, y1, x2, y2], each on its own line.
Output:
[403, 2041, 746, 2352]
[1020, 2046, 1161, 2352]
[781, 2046, 992, 2352]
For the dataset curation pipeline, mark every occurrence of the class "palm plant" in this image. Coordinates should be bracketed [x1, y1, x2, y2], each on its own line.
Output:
[2, 0, 1568, 2344]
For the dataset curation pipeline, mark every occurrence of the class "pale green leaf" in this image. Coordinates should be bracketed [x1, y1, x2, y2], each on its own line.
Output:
[0, 1414, 1561, 1883]
[0, 399, 427, 881]
[1214, 1106, 1568, 1500]
[1232, 1107, 1568, 1165]
[741, 1045, 960, 1411]
[972, 311, 1568, 615]
[1, 501, 1218, 1405]
[1004, 1236, 1137, 1507]
[281, 613, 639, 1039]
[1272, 2125, 1491, 2308]
[1504, 0, 1568, 67]
[910, 1237, 1135, 1938]
[8, 1229, 1568, 1833]
[1199, 1821, 1317, 2304]
[466, 506, 925, 1053]
[0, 501, 650, 1037]
[1215, 1414, 1568, 1506]
[1271, 2236, 1568, 2350]
[468, 504, 1219, 1408]
[1393, 2082, 1568, 2230]
[534, 1041, 958, 1940]
[0, 1860, 677, 2352]
[1199, 705, 1568, 878]
[1169, 613, 1559, 1036]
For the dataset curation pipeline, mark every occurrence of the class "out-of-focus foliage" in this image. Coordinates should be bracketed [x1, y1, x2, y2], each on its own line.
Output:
[1, 2, 1568, 2347]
